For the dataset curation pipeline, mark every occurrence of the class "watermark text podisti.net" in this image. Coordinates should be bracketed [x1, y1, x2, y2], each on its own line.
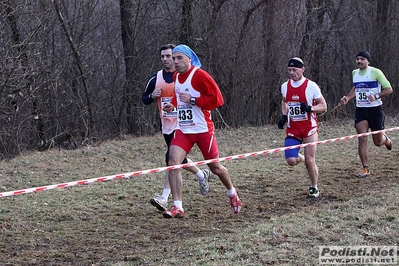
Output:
[319, 246, 397, 265]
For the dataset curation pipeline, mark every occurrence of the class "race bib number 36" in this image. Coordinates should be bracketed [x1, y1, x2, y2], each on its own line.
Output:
[288, 102, 307, 121]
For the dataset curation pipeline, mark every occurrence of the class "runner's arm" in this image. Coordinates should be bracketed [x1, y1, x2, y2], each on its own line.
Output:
[142, 75, 156, 105]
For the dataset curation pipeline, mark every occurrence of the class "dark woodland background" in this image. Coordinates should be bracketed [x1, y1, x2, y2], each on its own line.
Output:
[1, 0, 398, 159]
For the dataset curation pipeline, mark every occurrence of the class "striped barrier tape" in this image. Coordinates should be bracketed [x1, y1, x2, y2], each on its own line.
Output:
[0, 127, 397, 198]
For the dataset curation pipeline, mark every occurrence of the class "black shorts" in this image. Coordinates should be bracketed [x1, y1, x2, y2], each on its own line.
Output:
[163, 131, 188, 165]
[355, 106, 385, 131]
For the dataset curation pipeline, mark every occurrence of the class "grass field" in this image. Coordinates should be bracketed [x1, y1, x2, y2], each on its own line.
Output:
[0, 118, 398, 265]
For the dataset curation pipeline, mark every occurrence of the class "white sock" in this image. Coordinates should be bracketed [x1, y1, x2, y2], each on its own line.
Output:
[196, 169, 205, 182]
[310, 185, 318, 190]
[227, 187, 236, 197]
[161, 188, 171, 199]
[174, 200, 183, 211]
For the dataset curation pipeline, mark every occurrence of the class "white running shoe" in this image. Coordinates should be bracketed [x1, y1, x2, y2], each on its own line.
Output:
[150, 195, 168, 211]
[307, 187, 320, 198]
[199, 169, 210, 195]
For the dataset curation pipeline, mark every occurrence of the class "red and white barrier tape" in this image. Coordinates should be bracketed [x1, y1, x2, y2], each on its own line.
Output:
[1, 127, 397, 198]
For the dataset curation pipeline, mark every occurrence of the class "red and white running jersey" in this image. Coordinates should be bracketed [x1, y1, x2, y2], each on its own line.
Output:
[174, 68, 208, 133]
[172, 66, 224, 134]
[281, 77, 321, 129]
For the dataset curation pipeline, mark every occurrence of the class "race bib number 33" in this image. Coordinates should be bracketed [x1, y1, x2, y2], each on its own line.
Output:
[178, 105, 195, 127]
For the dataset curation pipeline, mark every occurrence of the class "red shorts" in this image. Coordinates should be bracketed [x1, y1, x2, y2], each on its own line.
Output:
[171, 130, 219, 159]
[286, 125, 318, 140]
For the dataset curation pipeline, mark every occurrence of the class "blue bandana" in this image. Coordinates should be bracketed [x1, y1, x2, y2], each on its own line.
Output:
[173, 44, 202, 68]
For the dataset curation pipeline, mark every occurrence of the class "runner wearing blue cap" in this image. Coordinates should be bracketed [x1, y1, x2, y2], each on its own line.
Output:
[142, 44, 211, 212]
[162, 44, 242, 218]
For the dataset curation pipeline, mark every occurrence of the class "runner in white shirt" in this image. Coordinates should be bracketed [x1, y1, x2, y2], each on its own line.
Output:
[278, 57, 327, 198]
[142, 44, 211, 212]
[162, 44, 241, 218]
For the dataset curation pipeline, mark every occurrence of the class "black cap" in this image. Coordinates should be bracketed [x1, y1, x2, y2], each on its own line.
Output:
[288, 57, 304, 68]
[356, 50, 371, 62]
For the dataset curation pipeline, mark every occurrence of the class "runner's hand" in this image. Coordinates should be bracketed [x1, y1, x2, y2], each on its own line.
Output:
[277, 115, 288, 129]
[300, 102, 312, 113]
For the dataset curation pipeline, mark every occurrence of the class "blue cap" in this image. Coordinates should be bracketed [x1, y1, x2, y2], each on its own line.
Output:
[173, 44, 202, 68]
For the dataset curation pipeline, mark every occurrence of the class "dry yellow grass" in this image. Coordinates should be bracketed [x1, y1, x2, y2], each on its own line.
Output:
[0, 118, 398, 265]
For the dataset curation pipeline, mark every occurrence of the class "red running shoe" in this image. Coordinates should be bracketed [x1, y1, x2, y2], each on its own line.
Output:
[229, 191, 242, 214]
[163, 205, 184, 218]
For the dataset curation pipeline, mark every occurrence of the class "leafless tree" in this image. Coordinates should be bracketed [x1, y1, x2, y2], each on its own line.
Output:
[0, 0, 398, 158]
